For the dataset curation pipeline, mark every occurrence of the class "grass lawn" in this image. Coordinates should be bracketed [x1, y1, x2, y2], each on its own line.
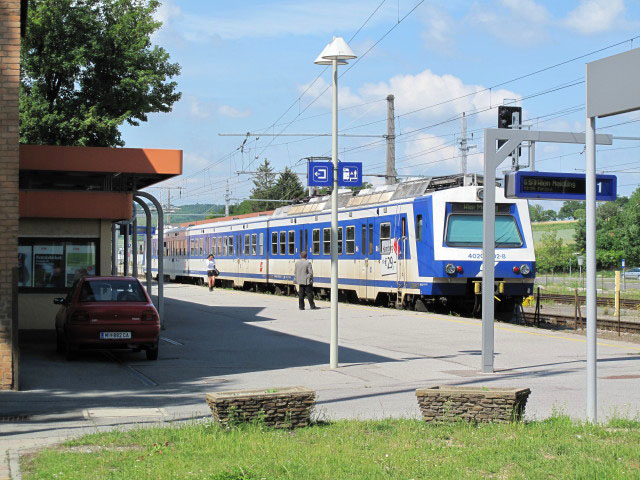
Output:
[21, 417, 640, 479]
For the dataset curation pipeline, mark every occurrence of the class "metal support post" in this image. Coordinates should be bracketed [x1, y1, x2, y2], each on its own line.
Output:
[134, 197, 153, 297]
[585, 115, 597, 423]
[111, 223, 117, 275]
[330, 58, 339, 369]
[134, 191, 165, 329]
[123, 221, 130, 277]
[132, 203, 138, 278]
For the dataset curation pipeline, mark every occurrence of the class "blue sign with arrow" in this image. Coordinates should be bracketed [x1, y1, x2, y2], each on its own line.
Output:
[338, 162, 363, 187]
[308, 162, 333, 187]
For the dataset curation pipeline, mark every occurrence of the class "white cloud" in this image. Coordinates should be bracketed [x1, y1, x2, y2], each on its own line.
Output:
[419, 6, 456, 53]
[467, 0, 549, 45]
[298, 77, 363, 111]
[218, 105, 252, 119]
[189, 97, 212, 119]
[564, 0, 625, 34]
[398, 133, 481, 176]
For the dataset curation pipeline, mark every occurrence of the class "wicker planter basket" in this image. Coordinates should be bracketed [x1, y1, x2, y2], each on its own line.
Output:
[205, 386, 316, 428]
[416, 386, 531, 423]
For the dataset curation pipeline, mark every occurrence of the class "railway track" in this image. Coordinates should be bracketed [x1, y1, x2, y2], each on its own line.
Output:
[522, 311, 640, 335]
[538, 293, 640, 310]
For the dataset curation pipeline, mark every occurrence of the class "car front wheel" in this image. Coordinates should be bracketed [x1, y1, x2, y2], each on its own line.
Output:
[146, 344, 158, 361]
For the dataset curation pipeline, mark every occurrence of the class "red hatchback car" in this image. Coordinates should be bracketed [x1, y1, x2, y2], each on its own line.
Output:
[54, 276, 160, 360]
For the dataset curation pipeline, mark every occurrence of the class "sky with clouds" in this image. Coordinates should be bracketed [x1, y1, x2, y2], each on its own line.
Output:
[121, 0, 640, 208]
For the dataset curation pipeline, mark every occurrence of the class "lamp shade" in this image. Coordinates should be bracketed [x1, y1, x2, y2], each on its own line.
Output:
[314, 37, 356, 64]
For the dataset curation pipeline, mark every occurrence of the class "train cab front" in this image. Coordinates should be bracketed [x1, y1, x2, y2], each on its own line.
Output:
[421, 185, 536, 313]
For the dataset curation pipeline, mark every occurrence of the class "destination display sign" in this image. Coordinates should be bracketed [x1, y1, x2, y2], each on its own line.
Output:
[450, 203, 512, 213]
[504, 171, 616, 201]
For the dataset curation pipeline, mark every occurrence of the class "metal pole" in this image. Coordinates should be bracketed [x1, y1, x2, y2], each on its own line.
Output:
[385, 94, 396, 185]
[135, 191, 165, 329]
[330, 58, 339, 369]
[482, 129, 496, 373]
[134, 197, 153, 297]
[132, 203, 138, 278]
[124, 221, 130, 276]
[530, 141, 536, 171]
[460, 113, 467, 175]
[586, 114, 597, 423]
[111, 223, 117, 275]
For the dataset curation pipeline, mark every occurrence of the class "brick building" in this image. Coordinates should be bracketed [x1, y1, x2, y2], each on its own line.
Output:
[0, 1, 21, 390]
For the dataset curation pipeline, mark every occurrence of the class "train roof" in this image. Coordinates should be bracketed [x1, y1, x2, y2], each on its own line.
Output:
[170, 174, 488, 233]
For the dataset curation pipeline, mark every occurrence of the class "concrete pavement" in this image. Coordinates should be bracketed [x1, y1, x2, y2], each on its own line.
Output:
[2, 282, 640, 477]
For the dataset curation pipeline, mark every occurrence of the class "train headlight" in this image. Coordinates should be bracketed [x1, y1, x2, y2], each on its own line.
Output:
[445, 263, 456, 275]
[476, 188, 484, 201]
[520, 264, 530, 275]
[512, 266, 520, 274]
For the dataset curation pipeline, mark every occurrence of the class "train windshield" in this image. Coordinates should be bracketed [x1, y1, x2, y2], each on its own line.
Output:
[446, 214, 522, 247]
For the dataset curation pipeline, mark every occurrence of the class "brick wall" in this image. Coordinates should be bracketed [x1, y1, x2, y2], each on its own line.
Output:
[0, 1, 20, 390]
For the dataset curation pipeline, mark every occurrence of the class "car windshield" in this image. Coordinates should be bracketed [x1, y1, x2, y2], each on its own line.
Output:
[446, 214, 523, 247]
[79, 280, 147, 302]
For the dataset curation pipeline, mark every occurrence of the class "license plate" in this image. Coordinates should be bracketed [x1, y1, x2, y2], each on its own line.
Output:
[100, 332, 132, 339]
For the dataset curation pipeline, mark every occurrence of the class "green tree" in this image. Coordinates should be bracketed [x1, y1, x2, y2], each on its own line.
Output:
[558, 201, 583, 220]
[249, 159, 278, 212]
[20, 0, 181, 147]
[529, 203, 557, 222]
[535, 231, 572, 273]
[271, 167, 305, 203]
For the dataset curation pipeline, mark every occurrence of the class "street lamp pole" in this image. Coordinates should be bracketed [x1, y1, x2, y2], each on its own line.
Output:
[315, 37, 356, 369]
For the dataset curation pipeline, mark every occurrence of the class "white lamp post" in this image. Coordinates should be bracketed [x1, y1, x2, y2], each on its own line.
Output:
[314, 37, 356, 369]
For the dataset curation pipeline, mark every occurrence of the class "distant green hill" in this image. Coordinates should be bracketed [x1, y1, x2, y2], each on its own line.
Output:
[168, 203, 224, 224]
[532, 220, 578, 246]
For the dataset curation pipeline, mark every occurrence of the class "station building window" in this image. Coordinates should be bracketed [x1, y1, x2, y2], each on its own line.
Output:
[18, 238, 98, 292]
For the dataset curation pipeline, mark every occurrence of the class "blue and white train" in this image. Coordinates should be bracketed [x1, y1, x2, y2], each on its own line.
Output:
[151, 175, 535, 313]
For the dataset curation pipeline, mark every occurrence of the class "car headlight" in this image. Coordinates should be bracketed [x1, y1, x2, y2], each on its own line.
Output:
[520, 264, 530, 275]
[445, 263, 456, 275]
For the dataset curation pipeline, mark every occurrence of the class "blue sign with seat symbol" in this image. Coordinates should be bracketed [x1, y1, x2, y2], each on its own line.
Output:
[308, 162, 333, 187]
[338, 162, 362, 187]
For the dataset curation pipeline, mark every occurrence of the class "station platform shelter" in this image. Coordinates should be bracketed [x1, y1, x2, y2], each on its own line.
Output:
[17, 145, 181, 331]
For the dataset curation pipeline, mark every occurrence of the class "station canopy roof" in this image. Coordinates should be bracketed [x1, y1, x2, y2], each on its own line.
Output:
[19, 144, 182, 192]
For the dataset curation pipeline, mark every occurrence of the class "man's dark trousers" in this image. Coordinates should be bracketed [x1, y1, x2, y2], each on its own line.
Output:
[298, 284, 316, 309]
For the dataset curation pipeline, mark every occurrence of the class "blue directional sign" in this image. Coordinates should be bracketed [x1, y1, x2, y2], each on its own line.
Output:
[308, 162, 333, 187]
[504, 171, 617, 201]
[338, 162, 363, 187]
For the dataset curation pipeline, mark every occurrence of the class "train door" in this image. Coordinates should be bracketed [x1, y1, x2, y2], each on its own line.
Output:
[397, 215, 408, 304]
[364, 222, 374, 300]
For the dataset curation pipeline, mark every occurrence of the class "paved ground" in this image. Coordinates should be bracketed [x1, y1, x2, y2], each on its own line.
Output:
[2, 283, 640, 478]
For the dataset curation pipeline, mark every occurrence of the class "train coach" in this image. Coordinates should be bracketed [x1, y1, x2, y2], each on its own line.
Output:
[151, 174, 535, 313]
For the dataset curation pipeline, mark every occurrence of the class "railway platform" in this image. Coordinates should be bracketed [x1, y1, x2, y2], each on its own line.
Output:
[2, 282, 640, 471]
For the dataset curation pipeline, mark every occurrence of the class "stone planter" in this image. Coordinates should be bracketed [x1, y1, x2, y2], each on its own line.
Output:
[416, 386, 531, 423]
[205, 386, 316, 428]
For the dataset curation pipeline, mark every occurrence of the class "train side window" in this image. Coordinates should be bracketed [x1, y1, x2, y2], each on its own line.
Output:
[288, 230, 295, 255]
[299, 229, 303, 253]
[251, 233, 257, 255]
[401, 217, 407, 238]
[346, 226, 355, 254]
[304, 229, 308, 252]
[279, 231, 286, 255]
[323, 228, 331, 255]
[380, 223, 391, 252]
[338, 227, 343, 255]
[272, 232, 278, 255]
[200, 238, 204, 256]
[218, 237, 223, 256]
[244, 234, 250, 255]
[368, 224, 373, 255]
[259, 233, 264, 256]
[416, 215, 423, 242]
[361, 225, 366, 255]
[223, 237, 228, 256]
[312, 229, 320, 255]
[228, 236, 234, 256]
